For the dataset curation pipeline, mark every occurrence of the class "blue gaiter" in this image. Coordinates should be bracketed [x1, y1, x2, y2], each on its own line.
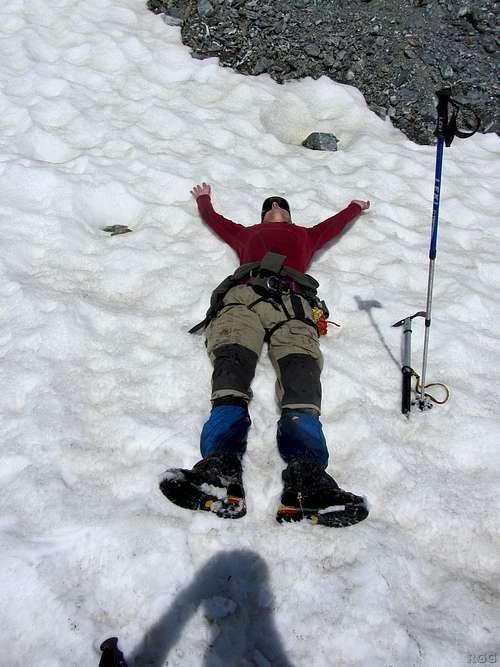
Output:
[277, 410, 329, 468]
[200, 405, 251, 459]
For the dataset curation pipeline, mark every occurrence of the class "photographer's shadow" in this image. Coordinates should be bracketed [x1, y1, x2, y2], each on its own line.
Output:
[131, 549, 297, 667]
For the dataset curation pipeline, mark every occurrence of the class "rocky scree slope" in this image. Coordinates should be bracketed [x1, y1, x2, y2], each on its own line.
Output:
[148, 0, 499, 145]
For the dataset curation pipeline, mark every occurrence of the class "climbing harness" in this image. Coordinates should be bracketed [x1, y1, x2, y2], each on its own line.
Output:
[190, 251, 332, 340]
[394, 89, 479, 416]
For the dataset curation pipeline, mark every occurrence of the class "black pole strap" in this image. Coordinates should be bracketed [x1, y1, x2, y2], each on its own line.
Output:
[435, 88, 481, 147]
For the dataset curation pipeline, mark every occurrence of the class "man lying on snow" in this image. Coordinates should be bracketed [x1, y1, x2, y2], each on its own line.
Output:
[160, 182, 371, 527]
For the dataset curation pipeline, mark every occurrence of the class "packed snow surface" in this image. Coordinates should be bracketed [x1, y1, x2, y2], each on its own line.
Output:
[1, 1, 499, 665]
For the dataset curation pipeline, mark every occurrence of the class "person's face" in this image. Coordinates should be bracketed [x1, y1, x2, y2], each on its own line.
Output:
[262, 202, 292, 224]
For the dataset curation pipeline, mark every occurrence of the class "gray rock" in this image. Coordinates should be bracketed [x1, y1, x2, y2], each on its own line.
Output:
[197, 0, 214, 17]
[162, 13, 182, 25]
[458, 5, 474, 20]
[253, 57, 274, 75]
[399, 89, 419, 104]
[302, 132, 339, 151]
[304, 44, 321, 58]
[396, 69, 410, 86]
[482, 35, 496, 54]
[371, 104, 387, 120]
[421, 52, 436, 65]
[441, 64, 455, 79]
[404, 47, 417, 59]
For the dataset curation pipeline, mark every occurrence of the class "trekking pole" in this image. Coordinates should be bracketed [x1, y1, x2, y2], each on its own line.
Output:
[393, 89, 480, 415]
[418, 89, 480, 411]
[418, 91, 447, 410]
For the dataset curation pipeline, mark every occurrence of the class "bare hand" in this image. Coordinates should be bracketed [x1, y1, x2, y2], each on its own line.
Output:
[191, 182, 211, 200]
[351, 200, 370, 211]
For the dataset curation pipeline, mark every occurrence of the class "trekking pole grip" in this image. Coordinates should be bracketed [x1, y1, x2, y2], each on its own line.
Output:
[435, 88, 451, 140]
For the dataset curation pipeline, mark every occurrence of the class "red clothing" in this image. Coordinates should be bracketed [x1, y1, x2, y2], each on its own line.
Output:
[197, 195, 362, 273]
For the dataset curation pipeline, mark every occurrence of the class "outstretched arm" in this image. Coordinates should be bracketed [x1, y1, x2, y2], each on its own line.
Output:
[191, 182, 245, 252]
[308, 200, 370, 251]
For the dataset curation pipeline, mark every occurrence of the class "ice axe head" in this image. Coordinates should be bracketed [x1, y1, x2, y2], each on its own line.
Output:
[392, 311, 426, 328]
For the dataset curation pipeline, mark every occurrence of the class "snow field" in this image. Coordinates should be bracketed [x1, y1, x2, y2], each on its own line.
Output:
[0, 0, 499, 665]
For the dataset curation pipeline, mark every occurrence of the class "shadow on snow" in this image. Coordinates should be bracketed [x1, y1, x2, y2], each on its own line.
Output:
[122, 549, 298, 667]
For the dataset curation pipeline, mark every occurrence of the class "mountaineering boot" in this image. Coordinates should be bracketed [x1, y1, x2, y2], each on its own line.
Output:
[160, 403, 250, 519]
[276, 457, 369, 527]
[160, 451, 246, 519]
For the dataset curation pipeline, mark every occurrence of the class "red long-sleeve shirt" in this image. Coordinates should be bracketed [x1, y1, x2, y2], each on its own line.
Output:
[197, 195, 362, 273]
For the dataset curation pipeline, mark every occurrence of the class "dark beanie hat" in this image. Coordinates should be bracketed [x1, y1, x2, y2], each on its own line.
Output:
[261, 196, 291, 222]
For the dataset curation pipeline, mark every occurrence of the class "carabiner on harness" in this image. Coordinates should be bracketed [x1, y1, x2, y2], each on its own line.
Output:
[266, 275, 285, 293]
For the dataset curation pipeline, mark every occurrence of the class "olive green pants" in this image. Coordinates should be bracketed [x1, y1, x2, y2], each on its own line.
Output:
[205, 285, 324, 413]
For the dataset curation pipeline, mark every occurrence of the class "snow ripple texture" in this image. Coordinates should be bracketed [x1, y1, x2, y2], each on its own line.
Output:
[0, 0, 499, 665]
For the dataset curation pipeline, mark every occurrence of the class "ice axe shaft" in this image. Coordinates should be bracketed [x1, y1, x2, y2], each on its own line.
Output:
[393, 312, 425, 415]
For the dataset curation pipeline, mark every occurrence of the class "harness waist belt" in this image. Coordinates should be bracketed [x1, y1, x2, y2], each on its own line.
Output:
[237, 275, 304, 294]
[189, 252, 321, 334]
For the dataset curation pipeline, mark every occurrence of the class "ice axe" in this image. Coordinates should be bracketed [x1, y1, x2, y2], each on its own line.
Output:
[392, 312, 426, 416]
